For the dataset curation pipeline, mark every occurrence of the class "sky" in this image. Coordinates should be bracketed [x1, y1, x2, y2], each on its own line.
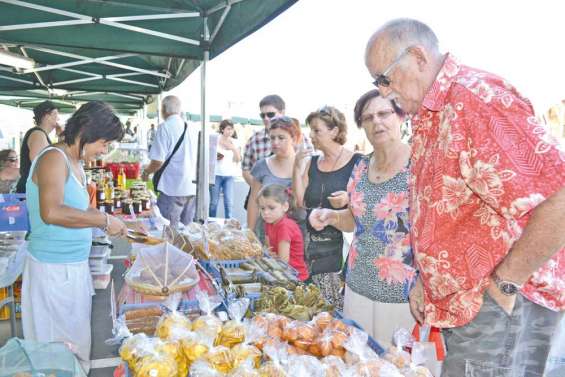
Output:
[167, 0, 565, 122]
[1, 0, 564, 145]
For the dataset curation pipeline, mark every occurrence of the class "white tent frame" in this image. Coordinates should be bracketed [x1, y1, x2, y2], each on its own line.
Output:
[0, 0, 250, 222]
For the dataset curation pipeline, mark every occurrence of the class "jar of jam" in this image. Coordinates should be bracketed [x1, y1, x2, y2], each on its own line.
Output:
[141, 196, 151, 211]
[114, 195, 122, 211]
[132, 200, 142, 214]
[122, 199, 133, 215]
[104, 200, 114, 215]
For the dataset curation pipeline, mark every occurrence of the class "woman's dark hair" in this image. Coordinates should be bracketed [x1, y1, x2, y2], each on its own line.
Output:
[218, 119, 237, 139]
[305, 106, 348, 145]
[257, 184, 296, 211]
[33, 100, 57, 126]
[269, 116, 302, 144]
[353, 89, 404, 128]
[63, 101, 124, 154]
[0, 149, 16, 170]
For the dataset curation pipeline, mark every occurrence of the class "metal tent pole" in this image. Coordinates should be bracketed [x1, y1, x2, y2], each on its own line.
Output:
[196, 19, 210, 223]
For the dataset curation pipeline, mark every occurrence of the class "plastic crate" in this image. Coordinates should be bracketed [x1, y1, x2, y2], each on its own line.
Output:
[89, 248, 110, 272]
[199, 258, 298, 285]
[334, 311, 385, 356]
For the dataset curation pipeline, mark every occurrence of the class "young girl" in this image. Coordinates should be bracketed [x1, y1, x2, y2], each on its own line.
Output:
[257, 184, 309, 281]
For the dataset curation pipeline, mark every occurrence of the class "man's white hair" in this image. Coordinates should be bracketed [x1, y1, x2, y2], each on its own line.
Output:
[161, 95, 182, 115]
[372, 18, 440, 54]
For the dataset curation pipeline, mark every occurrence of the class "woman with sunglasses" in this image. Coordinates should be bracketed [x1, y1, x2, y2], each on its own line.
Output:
[293, 106, 361, 311]
[21, 101, 128, 373]
[247, 116, 302, 243]
[309, 90, 414, 348]
[0, 149, 20, 193]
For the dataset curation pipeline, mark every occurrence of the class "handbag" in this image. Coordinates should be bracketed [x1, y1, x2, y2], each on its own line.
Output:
[307, 225, 344, 275]
[152, 122, 187, 193]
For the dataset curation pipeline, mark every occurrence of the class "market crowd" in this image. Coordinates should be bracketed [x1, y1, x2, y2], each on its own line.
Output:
[7, 17, 564, 377]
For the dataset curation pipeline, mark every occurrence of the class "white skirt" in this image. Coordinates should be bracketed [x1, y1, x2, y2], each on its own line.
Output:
[21, 254, 95, 368]
[343, 285, 414, 350]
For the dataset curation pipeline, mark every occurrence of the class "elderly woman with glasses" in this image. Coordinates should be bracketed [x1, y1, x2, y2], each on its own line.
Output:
[309, 90, 415, 348]
[0, 149, 20, 193]
[247, 116, 302, 243]
[293, 106, 362, 310]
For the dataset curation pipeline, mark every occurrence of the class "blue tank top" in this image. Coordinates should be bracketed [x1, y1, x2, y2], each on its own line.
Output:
[26, 147, 92, 263]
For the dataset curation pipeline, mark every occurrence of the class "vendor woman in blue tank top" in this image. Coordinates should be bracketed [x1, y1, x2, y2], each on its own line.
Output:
[21, 101, 127, 373]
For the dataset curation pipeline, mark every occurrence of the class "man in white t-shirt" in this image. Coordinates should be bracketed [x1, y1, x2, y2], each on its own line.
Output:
[142, 96, 198, 227]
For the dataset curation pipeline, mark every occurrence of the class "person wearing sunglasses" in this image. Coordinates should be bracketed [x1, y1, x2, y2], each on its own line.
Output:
[366, 19, 565, 376]
[0, 149, 20, 193]
[308, 91, 413, 348]
[241, 95, 313, 212]
[293, 106, 362, 311]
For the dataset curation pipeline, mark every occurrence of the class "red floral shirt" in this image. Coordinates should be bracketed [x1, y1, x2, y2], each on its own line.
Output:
[410, 54, 565, 328]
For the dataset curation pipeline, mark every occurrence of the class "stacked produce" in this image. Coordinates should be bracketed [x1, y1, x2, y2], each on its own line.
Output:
[182, 221, 263, 260]
[217, 257, 301, 298]
[118, 293, 432, 377]
[253, 285, 332, 321]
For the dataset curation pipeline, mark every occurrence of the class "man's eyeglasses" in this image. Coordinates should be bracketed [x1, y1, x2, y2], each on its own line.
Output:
[259, 112, 277, 119]
[360, 109, 396, 124]
[372, 48, 409, 88]
[5, 157, 18, 162]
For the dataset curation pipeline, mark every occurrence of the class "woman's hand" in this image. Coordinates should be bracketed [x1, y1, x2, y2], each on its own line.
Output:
[409, 276, 425, 324]
[308, 208, 336, 231]
[294, 144, 312, 172]
[328, 191, 349, 208]
[107, 215, 128, 237]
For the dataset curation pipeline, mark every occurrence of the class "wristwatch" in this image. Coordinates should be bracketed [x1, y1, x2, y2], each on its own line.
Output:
[492, 271, 522, 296]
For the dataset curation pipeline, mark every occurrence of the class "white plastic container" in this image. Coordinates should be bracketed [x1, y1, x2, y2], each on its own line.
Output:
[89, 248, 110, 272]
[91, 263, 113, 290]
[90, 244, 111, 258]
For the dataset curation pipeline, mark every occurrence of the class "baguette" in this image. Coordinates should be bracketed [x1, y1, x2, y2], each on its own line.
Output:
[124, 307, 162, 320]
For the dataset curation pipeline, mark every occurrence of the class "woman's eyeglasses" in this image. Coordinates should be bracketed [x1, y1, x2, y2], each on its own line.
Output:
[360, 109, 396, 124]
[259, 112, 276, 119]
[5, 157, 18, 162]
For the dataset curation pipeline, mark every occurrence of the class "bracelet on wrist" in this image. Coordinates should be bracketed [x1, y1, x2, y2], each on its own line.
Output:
[100, 212, 110, 233]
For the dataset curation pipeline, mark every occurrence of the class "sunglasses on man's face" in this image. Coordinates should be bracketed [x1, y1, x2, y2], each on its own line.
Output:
[6, 157, 18, 162]
[372, 48, 410, 88]
[259, 112, 277, 119]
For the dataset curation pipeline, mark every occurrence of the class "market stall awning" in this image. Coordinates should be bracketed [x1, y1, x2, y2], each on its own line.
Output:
[0, 0, 297, 95]
[0, 97, 140, 115]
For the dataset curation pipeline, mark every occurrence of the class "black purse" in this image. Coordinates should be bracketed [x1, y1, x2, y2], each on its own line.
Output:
[152, 122, 187, 193]
[307, 225, 343, 275]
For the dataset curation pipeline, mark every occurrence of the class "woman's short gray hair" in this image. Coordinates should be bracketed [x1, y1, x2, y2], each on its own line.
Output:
[161, 95, 182, 115]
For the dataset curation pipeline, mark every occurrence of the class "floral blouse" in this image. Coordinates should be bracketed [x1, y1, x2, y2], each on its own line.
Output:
[346, 155, 415, 303]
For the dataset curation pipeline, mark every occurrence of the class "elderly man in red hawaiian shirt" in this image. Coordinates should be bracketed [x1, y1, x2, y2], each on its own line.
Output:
[365, 18, 565, 376]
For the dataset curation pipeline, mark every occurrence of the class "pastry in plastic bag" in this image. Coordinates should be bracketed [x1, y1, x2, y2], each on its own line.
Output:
[135, 354, 177, 377]
[125, 242, 199, 295]
[215, 299, 249, 348]
[190, 359, 225, 377]
[156, 311, 192, 340]
[119, 333, 149, 370]
[180, 332, 212, 365]
[321, 356, 347, 377]
[258, 341, 288, 377]
[227, 358, 260, 377]
[193, 292, 223, 338]
[231, 344, 262, 369]
[206, 346, 235, 374]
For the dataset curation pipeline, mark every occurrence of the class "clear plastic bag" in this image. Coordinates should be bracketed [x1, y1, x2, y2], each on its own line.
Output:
[193, 291, 224, 339]
[215, 298, 250, 348]
[287, 355, 324, 377]
[125, 242, 199, 295]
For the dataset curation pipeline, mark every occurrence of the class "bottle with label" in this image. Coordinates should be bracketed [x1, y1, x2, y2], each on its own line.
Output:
[118, 167, 127, 190]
